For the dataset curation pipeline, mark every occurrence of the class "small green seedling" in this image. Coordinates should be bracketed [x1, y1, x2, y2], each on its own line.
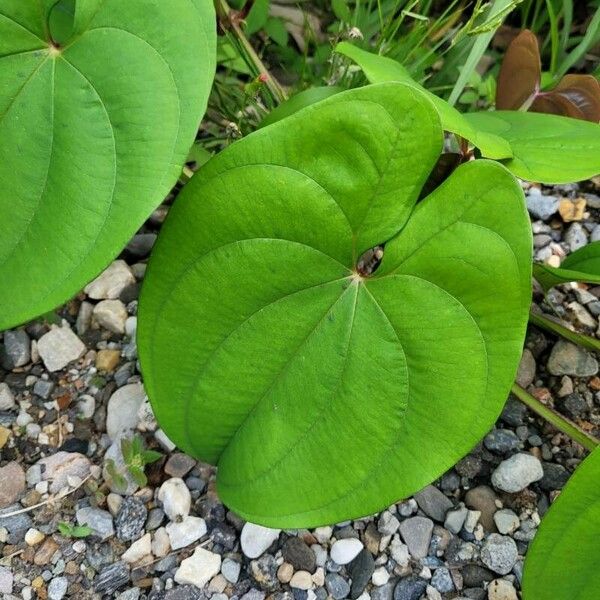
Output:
[105, 436, 162, 492]
[57, 521, 92, 539]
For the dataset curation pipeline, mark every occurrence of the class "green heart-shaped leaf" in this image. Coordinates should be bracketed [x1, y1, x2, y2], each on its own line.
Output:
[0, 0, 216, 329]
[334, 42, 514, 160]
[534, 241, 600, 290]
[523, 447, 600, 600]
[138, 84, 532, 527]
[464, 111, 600, 183]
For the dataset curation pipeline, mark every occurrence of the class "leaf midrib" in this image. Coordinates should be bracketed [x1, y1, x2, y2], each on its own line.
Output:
[216, 282, 361, 471]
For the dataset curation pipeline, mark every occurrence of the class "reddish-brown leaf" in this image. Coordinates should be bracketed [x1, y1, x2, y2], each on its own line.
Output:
[496, 30, 541, 110]
[532, 75, 600, 122]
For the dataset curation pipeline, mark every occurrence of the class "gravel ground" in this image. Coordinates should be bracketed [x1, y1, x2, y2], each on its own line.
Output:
[1, 177, 600, 600]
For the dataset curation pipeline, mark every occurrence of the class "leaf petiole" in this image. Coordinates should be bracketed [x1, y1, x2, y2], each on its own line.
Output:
[511, 383, 599, 452]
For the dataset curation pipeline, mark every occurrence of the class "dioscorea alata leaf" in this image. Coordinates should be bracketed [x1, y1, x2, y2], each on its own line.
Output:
[0, 0, 216, 329]
[138, 83, 532, 527]
[534, 241, 600, 290]
[464, 111, 600, 183]
[334, 42, 513, 160]
[523, 447, 600, 600]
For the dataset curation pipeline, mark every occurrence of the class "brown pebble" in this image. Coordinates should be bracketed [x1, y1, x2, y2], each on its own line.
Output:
[22, 545, 37, 563]
[65, 560, 80, 575]
[0, 425, 10, 449]
[56, 393, 72, 410]
[96, 349, 121, 372]
[558, 198, 586, 222]
[531, 387, 552, 404]
[34, 537, 60, 566]
[0, 461, 26, 508]
[164, 452, 196, 478]
[465, 485, 499, 532]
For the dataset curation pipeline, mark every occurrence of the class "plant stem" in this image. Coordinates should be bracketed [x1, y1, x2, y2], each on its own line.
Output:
[447, 0, 516, 106]
[529, 310, 600, 353]
[511, 383, 599, 452]
[215, 0, 287, 104]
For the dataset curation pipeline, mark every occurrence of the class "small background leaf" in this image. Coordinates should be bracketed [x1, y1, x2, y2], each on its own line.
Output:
[464, 110, 600, 183]
[495, 29, 541, 110]
[523, 447, 600, 600]
[534, 241, 600, 290]
[531, 75, 600, 122]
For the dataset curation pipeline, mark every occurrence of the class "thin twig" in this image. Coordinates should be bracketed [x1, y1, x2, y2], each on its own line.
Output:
[0, 474, 92, 519]
[0, 549, 24, 566]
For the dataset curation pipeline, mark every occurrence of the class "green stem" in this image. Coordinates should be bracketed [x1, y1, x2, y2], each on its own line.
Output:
[529, 310, 600, 353]
[215, 0, 287, 104]
[511, 384, 599, 452]
[447, 0, 516, 106]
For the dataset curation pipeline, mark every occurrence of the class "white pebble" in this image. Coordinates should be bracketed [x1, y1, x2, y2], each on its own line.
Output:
[330, 538, 364, 565]
[122, 533, 151, 564]
[158, 478, 191, 521]
[24, 528, 45, 546]
[151, 527, 171, 558]
[372, 567, 390, 586]
[175, 547, 221, 589]
[240, 523, 281, 558]
[166, 515, 207, 550]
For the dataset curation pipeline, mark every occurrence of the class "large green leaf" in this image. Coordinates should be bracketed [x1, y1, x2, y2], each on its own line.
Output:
[534, 241, 600, 290]
[464, 111, 600, 183]
[259, 86, 344, 129]
[523, 447, 600, 600]
[335, 42, 513, 160]
[0, 0, 216, 329]
[138, 83, 532, 528]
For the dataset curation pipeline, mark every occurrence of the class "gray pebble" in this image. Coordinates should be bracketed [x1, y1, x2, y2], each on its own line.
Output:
[76, 507, 114, 541]
[431, 567, 454, 593]
[348, 549, 374, 598]
[516, 349, 536, 388]
[560, 392, 588, 419]
[145, 507, 165, 531]
[372, 579, 396, 600]
[222, 557, 241, 583]
[547, 340, 598, 377]
[95, 562, 130, 595]
[484, 429, 520, 454]
[399, 516, 433, 559]
[241, 589, 266, 600]
[0, 503, 33, 543]
[393, 576, 427, 600]
[414, 485, 453, 522]
[0, 330, 30, 369]
[48, 576, 68, 600]
[492, 453, 543, 493]
[33, 379, 55, 400]
[115, 496, 147, 542]
[283, 537, 316, 573]
[565, 222, 588, 251]
[444, 504, 468, 534]
[325, 573, 351, 600]
[540, 462, 570, 491]
[116, 589, 141, 600]
[526, 194, 558, 221]
[480, 534, 518, 575]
